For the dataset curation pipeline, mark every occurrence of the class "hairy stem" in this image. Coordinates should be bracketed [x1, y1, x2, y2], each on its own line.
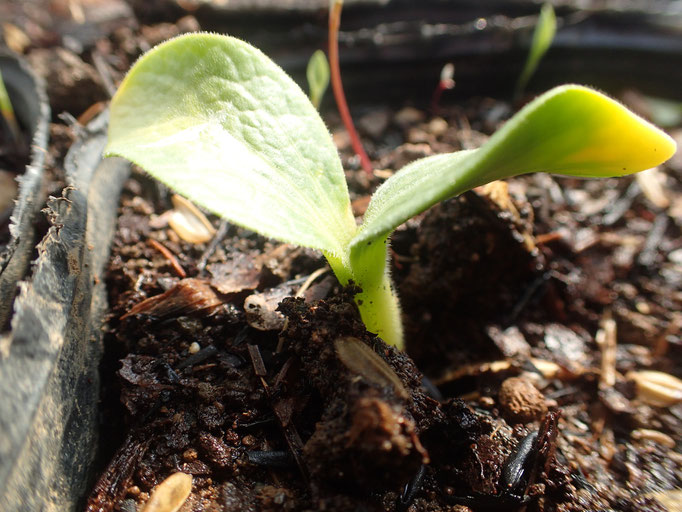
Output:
[326, 234, 405, 348]
[354, 269, 404, 349]
[329, 0, 373, 175]
[327, 245, 404, 349]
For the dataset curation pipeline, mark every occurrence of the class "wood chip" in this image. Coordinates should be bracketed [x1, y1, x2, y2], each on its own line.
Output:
[486, 325, 531, 358]
[635, 167, 669, 209]
[141, 472, 192, 512]
[647, 489, 682, 512]
[529, 358, 562, 379]
[434, 360, 512, 385]
[595, 314, 617, 390]
[208, 253, 261, 295]
[2, 22, 30, 53]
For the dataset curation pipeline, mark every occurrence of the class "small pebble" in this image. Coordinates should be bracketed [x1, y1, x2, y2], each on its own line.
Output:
[498, 376, 548, 423]
[428, 117, 448, 137]
[183, 448, 198, 462]
[189, 342, 200, 354]
[407, 126, 431, 144]
[358, 109, 390, 139]
[479, 396, 495, 408]
[393, 106, 425, 127]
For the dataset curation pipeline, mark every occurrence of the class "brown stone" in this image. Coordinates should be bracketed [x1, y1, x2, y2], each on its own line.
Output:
[498, 377, 547, 423]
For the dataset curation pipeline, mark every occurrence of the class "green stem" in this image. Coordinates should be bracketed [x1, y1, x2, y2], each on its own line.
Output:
[354, 268, 404, 349]
[325, 236, 405, 349]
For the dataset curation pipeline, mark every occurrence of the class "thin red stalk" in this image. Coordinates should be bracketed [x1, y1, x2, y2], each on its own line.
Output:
[148, 238, 186, 278]
[430, 83, 446, 116]
[329, 0, 373, 175]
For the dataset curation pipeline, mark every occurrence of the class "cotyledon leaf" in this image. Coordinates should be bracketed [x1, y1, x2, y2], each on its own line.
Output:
[352, 84, 677, 251]
[307, 49, 330, 109]
[106, 33, 356, 256]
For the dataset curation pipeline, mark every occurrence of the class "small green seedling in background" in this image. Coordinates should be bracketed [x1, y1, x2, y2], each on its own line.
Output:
[641, 96, 682, 128]
[0, 68, 22, 144]
[106, 33, 676, 349]
[515, 3, 557, 98]
[307, 50, 330, 110]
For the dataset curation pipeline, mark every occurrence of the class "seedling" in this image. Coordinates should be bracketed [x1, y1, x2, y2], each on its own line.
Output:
[307, 50, 330, 110]
[0, 68, 22, 144]
[328, 0, 372, 174]
[431, 63, 455, 115]
[106, 33, 676, 349]
[515, 3, 557, 98]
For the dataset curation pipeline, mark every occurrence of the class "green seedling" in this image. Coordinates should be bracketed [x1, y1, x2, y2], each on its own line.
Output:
[307, 50, 330, 110]
[641, 96, 682, 128]
[0, 68, 22, 144]
[106, 33, 676, 349]
[516, 2, 557, 97]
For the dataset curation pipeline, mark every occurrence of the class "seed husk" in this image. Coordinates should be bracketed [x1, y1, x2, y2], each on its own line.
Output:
[626, 370, 682, 407]
[141, 472, 192, 512]
[631, 428, 676, 448]
[168, 194, 216, 244]
[334, 336, 409, 400]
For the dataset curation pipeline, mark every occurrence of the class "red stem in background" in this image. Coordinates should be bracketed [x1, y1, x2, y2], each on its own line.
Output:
[430, 83, 446, 116]
[329, 0, 373, 175]
[431, 63, 455, 115]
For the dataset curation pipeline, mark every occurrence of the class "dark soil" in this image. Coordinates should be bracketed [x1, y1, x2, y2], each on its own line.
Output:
[2, 1, 680, 511]
[85, 92, 681, 511]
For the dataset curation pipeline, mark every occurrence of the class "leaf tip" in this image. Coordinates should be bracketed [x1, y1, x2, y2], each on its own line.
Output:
[548, 85, 677, 176]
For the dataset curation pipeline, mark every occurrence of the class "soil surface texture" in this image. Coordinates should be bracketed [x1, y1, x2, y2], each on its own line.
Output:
[1, 1, 680, 511]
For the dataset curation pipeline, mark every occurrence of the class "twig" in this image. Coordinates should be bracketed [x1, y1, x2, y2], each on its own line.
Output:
[329, 0, 372, 175]
[197, 219, 231, 274]
[92, 49, 117, 98]
[85, 433, 150, 512]
[637, 213, 668, 268]
[247, 344, 267, 377]
[247, 344, 312, 487]
[148, 238, 186, 278]
[295, 267, 329, 298]
[602, 181, 639, 226]
[505, 272, 551, 325]
[595, 312, 617, 390]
